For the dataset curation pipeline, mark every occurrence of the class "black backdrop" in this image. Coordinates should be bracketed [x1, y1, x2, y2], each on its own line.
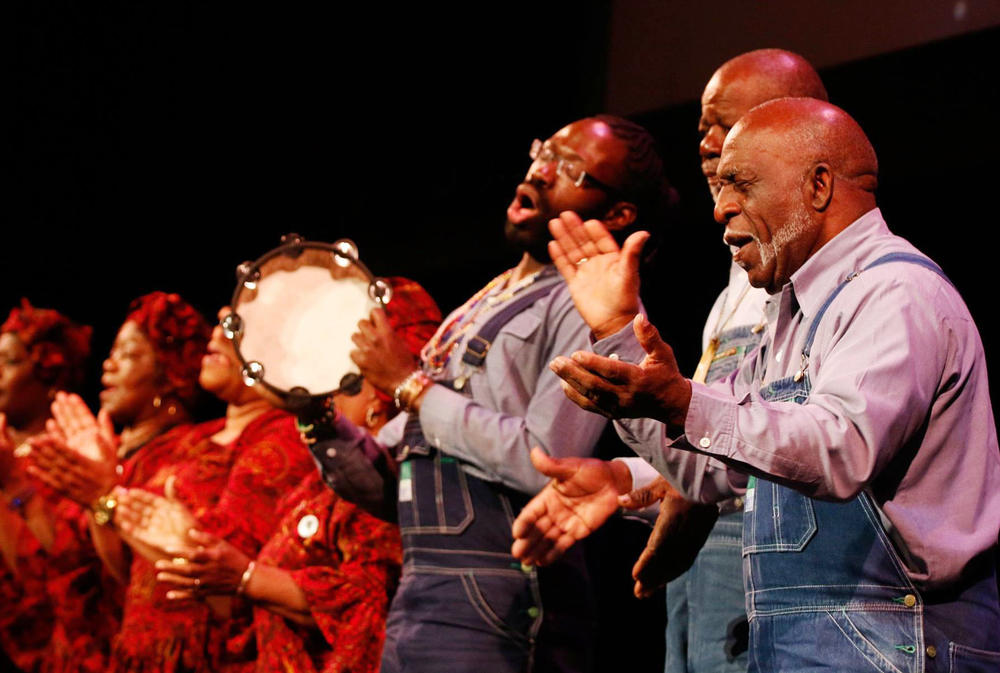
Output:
[7, 4, 999, 669]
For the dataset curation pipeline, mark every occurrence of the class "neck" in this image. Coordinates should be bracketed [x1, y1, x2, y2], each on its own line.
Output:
[222, 398, 272, 438]
[118, 408, 189, 456]
[510, 252, 545, 284]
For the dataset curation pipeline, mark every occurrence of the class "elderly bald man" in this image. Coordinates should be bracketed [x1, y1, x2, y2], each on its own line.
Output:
[515, 98, 1000, 670]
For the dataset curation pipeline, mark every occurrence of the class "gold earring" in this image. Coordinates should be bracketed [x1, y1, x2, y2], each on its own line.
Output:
[364, 406, 378, 428]
[152, 395, 162, 409]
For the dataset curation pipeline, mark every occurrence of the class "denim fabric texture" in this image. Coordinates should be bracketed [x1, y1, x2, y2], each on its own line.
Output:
[744, 254, 1000, 672]
[381, 419, 594, 673]
[665, 323, 762, 673]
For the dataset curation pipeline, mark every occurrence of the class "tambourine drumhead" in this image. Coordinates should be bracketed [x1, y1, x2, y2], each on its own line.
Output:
[229, 238, 389, 403]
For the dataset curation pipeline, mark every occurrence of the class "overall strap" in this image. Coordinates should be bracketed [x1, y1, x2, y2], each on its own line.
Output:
[460, 281, 558, 368]
[801, 252, 951, 359]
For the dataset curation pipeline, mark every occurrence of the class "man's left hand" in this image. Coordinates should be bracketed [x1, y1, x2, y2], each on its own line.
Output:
[549, 314, 691, 430]
[351, 308, 419, 397]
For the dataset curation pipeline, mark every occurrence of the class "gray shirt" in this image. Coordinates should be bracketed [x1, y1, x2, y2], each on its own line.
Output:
[418, 266, 608, 494]
[599, 209, 1000, 591]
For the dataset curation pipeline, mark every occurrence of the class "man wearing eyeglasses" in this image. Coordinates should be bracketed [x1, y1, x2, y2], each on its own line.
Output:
[327, 115, 673, 672]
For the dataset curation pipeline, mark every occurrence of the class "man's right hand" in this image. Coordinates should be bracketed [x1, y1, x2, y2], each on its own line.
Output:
[511, 448, 633, 566]
[548, 211, 647, 340]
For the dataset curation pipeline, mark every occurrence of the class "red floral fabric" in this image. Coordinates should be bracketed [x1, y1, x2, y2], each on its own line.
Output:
[1, 298, 91, 390]
[0, 488, 54, 673]
[123, 293, 211, 409]
[251, 473, 402, 673]
[108, 409, 314, 673]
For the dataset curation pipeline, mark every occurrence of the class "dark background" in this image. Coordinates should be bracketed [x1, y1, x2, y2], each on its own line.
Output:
[7, 3, 999, 668]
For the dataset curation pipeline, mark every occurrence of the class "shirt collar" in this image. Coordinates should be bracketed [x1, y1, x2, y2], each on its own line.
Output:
[786, 207, 888, 320]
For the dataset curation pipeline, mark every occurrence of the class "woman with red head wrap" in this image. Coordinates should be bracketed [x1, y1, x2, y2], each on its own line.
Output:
[0, 300, 91, 673]
[118, 277, 442, 673]
[21, 292, 211, 673]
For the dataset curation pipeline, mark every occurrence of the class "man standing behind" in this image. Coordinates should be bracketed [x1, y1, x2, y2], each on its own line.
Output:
[346, 115, 673, 672]
[631, 49, 828, 673]
[516, 98, 1000, 669]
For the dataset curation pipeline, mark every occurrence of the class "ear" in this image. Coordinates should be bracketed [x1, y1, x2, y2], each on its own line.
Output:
[807, 163, 834, 212]
[601, 201, 638, 232]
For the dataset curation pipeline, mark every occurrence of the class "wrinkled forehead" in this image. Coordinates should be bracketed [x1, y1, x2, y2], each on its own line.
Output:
[718, 123, 787, 173]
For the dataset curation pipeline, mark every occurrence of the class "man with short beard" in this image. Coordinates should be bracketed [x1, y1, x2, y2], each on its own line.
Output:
[338, 115, 673, 672]
[517, 98, 1000, 670]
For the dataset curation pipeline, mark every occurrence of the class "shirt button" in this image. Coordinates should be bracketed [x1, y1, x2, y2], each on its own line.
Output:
[925, 646, 937, 659]
[326, 447, 337, 458]
[527, 606, 540, 618]
[698, 436, 712, 449]
[903, 594, 917, 608]
[608, 353, 620, 360]
[115, 464, 124, 476]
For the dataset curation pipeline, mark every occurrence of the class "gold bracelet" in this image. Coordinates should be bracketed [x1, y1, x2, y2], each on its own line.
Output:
[394, 371, 433, 412]
[237, 560, 256, 595]
[92, 492, 118, 527]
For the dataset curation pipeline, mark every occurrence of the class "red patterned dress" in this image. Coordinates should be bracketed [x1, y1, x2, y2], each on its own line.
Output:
[250, 472, 402, 673]
[1, 465, 122, 673]
[0, 476, 55, 673]
[108, 409, 314, 673]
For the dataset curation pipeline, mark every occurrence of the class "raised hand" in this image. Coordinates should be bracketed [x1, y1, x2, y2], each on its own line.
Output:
[50, 392, 117, 463]
[27, 433, 117, 507]
[631, 489, 719, 599]
[511, 448, 632, 566]
[549, 314, 691, 430]
[115, 485, 198, 560]
[548, 211, 647, 340]
[351, 308, 420, 397]
[154, 529, 251, 600]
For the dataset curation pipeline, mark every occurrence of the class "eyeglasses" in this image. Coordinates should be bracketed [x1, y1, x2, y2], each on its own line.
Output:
[529, 139, 618, 192]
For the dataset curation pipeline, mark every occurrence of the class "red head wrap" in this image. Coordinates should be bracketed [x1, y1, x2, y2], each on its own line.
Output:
[1, 299, 92, 391]
[124, 292, 211, 409]
[373, 277, 442, 406]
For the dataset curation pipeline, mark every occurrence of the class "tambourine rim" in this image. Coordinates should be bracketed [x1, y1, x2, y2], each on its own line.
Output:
[227, 236, 391, 404]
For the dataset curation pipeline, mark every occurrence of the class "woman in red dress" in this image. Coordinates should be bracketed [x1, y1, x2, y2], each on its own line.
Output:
[119, 278, 441, 672]
[0, 299, 91, 672]
[95, 304, 317, 673]
[28, 292, 212, 673]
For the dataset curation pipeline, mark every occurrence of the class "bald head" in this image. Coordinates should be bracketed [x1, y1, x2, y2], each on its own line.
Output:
[713, 98, 880, 294]
[700, 49, 827, 197]
[731, 97, 878, 196]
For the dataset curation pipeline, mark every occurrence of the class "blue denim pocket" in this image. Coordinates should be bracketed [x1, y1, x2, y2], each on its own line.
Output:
[948, 642, 1000, 673]
[743, 480, 817, 554]
[398, 448, 474, 535]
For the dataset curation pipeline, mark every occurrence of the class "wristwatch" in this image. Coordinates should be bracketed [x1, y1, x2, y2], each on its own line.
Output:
[92, 492, 118, 526]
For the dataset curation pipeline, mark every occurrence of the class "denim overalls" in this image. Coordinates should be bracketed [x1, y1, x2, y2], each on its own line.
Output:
[380, 285, 594, 673]
[743, 253, 1000, 672]
[667, 322, 764, 673]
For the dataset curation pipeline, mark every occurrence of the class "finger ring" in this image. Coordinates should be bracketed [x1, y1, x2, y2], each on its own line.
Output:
[172, 557, 188, 566]
[575, 257, 589, 266]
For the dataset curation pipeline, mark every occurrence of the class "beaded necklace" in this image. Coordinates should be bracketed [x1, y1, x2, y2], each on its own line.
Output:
[421, 266, 553, 374]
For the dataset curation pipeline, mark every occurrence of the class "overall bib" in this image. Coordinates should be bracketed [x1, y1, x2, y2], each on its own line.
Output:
[667, 322, 764, 673]
[380, 284, 594, 673]
[743, 253, 1000, 672]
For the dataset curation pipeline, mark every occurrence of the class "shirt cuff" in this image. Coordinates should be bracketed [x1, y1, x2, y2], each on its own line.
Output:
[416, 382, 464, 451]
[615, 456, 660, 491]
[592, 319, 645, 364]
[671, 381, 741, 459]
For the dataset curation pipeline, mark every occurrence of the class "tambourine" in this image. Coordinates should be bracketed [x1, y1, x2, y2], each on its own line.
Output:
[221, 234, 392, 410]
